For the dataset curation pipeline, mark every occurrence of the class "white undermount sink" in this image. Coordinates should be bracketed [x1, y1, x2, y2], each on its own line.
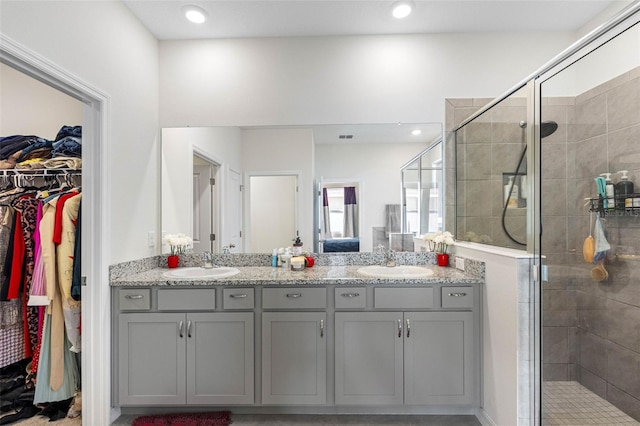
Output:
[356, 265, 434, 279]
[163, 266, 240, 279]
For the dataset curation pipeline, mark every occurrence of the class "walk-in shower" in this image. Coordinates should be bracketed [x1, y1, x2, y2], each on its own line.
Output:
[453, 3, 640, 424]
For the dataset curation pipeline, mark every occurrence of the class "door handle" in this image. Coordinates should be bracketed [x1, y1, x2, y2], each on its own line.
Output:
[340, 292, 360, 298]
[320, 319, 324, 338]
[187, 320, 192, 338]
[398, 319, 402, 338]
[229, 293, 248, 299]
[179, 320, 184, 338]
[406, 318, 411, 338]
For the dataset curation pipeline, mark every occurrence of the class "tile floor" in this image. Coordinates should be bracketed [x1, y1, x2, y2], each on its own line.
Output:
[543, 381, 639, 425]
[112, 414, 481, 425]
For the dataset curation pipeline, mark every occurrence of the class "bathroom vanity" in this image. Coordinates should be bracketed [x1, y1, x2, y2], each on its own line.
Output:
[110, 257, 483, 415]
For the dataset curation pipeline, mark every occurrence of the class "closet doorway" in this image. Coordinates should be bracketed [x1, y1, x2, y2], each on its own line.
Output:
[1, 35, 110, 424]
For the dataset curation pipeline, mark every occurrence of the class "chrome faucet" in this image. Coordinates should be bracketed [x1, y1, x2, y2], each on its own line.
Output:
[383, 248, 396, 267]
[222, 243, 236, 254]
[202, 251, 215, 269]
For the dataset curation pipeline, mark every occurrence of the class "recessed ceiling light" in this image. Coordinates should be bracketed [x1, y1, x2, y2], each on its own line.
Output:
[392, 1, 413, 19]
[183, 5, 207, 24]
[411, 129, 422, 136]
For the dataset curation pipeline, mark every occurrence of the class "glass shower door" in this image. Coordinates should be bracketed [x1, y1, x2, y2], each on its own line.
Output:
[538, 20, 640, 425]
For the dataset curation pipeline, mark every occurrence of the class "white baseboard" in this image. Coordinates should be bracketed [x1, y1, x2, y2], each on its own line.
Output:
[476, 407, 497, 426]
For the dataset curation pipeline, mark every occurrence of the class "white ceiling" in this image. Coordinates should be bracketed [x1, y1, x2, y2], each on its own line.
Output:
[123, 0, 632, 41]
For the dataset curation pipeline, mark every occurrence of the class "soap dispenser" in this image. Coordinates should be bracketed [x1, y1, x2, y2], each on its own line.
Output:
[504, 176, 518, 209]
[615, 170, 634, 209]
[600, 173, 615, 210]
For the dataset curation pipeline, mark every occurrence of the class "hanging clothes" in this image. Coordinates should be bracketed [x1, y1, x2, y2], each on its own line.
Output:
[0, 124, 83, 407]
[0, 205, 25, 368]
[14, 195, 40, 358]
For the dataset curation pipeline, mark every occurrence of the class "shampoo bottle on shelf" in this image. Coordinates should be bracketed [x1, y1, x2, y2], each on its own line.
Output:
[504, 176, 519, 209]
[601, 173, 615, 210]
[272, 249, 278, 267]
[615, 170, 634, 209]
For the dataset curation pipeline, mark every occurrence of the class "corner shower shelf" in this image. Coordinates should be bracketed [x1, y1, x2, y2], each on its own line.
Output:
[587, 194, 640, 216]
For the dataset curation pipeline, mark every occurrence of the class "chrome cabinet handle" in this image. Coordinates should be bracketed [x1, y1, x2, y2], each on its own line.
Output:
[341, 292, 360, 298]
[229, 293, 248, 299]
[398, 319, 402, 338]
[125, 294, 143, 300]
[406, 318, 411, 338]
[286, 293, 302, 298]
[187, 320, 192, 338]
[179, 320, 184, 338]
[448, 292, 467, 297]
[320, 319, 324, 338]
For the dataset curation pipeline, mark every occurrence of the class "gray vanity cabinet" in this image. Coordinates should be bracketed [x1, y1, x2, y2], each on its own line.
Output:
[403, 311, 473, 405]
[118, 311, 254, 406]
[118, 313, 186, 405]
[335, 294, 474, 405]
[261, 312, 327, 405]
[334, 312, 404, 405]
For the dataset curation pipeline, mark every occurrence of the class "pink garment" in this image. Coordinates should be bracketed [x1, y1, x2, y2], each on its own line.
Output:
[28, 201, 48, 306]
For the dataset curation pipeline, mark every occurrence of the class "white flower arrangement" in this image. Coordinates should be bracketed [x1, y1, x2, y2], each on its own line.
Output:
[163, 233, 193, 256]
[422, 231, 454, 254]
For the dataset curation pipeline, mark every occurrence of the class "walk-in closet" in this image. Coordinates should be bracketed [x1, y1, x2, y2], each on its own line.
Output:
[1, 62, 84, 423]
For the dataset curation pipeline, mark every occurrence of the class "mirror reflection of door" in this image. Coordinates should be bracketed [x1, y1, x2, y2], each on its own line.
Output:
[249, 175, 297, 253]
[193, 155, 218, 253]
[227, 168, 243, 252]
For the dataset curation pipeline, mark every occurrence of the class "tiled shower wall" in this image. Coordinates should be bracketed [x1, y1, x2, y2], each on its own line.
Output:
[447, 96, 529, 249]
[560, 66, 640, 420]
[447, 65, 640, 421]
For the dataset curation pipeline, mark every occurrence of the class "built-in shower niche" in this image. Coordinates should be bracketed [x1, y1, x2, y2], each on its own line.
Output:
[502, 172, 527, 210]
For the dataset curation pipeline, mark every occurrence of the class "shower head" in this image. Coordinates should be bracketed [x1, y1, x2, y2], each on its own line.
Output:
[541, 121, 558, 138]
[518, 120, 559, 138]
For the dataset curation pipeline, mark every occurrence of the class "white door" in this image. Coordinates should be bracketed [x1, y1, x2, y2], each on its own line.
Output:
[227, 168, 243, 252]
[249, 175, 297, 253]
[193, 163, 214, 253]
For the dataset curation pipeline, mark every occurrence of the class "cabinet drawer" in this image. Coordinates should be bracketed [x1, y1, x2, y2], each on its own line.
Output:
[374, 287, 434, 309]
[262, 288, 327, 309]
[223, 288, 255, 309]
[157, 289, 216, 311]
[335, 287, 366, 309]
[441, 287, 474, 309]
[119, 289, 151, 311]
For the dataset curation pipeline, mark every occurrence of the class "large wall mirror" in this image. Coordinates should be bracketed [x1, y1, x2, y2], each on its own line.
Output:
[161, 123, 442, 254]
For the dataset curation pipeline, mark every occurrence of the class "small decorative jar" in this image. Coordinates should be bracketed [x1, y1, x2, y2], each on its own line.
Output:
[437, 253, 449, 267]
[167, 255, 179, 268]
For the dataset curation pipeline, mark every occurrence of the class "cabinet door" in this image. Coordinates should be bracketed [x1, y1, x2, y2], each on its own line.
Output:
[186, 312, 254, 405]
[262, 312, 326, 405]
[118, 313, 186, 405]
[335, 312, 403, 405]
[404, 311, 473, 405]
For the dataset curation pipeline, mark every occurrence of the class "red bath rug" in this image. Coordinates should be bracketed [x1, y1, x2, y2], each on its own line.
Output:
[131, 411, 232, 426]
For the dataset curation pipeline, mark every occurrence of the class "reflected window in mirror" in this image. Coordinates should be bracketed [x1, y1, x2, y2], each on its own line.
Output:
[401, 139, 443, 237]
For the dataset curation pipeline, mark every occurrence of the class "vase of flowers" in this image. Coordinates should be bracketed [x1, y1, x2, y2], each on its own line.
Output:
[422, 231, 454, 267]
[163, 233, 193, 268]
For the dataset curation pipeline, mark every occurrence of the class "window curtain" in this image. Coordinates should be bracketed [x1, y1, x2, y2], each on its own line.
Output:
[343, 186, 358, 238]
[321, 188, 332, 239]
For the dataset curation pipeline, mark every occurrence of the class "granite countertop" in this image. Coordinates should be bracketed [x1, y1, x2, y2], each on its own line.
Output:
[110, 264, 483, 287]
